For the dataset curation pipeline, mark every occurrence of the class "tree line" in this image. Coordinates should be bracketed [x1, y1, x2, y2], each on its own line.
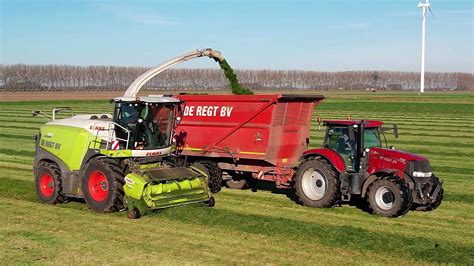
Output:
[0, 64, 472, 92]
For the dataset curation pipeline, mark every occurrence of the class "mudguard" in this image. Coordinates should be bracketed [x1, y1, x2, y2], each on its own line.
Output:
[301, 148, 347, 173]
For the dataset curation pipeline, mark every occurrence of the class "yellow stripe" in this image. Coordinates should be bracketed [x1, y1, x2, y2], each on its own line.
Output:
[183, 147, 204, 151]
[239, 151, 266, 155]
[183, 147, 265, 156]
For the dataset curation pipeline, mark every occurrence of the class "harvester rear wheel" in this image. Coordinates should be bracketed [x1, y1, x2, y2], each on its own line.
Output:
[367, 176, 412, 217]
[82, 157, 125, 213]
[295, 158, 340, 208]
[191, 161, 222, 193]
[35, 161, 66, 204]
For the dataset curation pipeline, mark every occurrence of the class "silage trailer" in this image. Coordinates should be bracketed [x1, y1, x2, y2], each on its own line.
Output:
[174, 94, 444, 217]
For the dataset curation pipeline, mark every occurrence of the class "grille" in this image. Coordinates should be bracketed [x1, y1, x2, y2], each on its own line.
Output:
[274, 102, 311, 126]
[405, 160, 432, 174]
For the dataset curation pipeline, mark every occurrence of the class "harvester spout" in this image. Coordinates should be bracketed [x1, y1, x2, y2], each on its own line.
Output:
[123, 48, 225, 98]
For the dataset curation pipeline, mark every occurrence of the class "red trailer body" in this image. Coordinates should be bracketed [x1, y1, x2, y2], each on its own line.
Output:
[175, 94, 324, 187]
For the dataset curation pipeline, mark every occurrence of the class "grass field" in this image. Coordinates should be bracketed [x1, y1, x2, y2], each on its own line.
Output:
[1, 92, 473, 264]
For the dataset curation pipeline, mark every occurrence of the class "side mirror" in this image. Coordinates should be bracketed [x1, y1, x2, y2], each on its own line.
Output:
[175, 116, 182, 128]
[393, 124, 398, 139]
[174, 102, 184, 128]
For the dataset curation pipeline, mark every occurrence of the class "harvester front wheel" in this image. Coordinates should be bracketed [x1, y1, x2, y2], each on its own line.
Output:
[295, 158, 340, 208]
[35, 161, 66, 204]
[82, 157, 125, 213]
[192, 161, 223, 193]
[367, 176, 412, 217]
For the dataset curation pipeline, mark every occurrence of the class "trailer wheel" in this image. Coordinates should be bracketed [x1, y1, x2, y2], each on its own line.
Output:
[35, 161, 66, 204]
[191, 161, 222, 193]
[367, 176, 412, 217]
[295, 158, 340, 208]
[226, 178, 248, 189]
[225, 172, 251, 189]
[412, 175, 444, 211]
[82, 157, 125, 213]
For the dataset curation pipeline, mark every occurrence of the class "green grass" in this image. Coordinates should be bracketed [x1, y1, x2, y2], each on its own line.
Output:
[1, 91, 473, 264]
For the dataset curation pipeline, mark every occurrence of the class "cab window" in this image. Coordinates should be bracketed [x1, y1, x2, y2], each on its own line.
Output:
[364, 128, 381, 149]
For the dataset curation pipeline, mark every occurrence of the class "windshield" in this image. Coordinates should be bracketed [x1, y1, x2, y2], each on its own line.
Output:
[114, 103, 175, 150]
[364, 128, 381, 149]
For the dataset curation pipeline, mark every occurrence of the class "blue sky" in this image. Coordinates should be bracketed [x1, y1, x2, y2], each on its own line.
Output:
[1, 0, 473, 72]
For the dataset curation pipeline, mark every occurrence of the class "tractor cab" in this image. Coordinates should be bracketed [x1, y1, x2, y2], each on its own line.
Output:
[113, 96, 182, 150]
[323, 120, 393, 172]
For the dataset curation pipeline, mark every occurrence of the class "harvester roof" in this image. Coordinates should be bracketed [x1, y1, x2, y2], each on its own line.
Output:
[114, 96, 180, 104]
[324, 120, 384, 128]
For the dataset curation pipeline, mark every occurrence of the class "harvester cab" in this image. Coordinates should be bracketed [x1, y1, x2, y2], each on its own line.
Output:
[112, 97, 181, 152]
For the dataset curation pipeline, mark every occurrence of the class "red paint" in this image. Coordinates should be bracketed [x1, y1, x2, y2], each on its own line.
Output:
[175, 94, 324, 167]
[368, 147, 427, 177]
[39, 173, 54, 197]
[88, 171, 108, 202]
[302, 148, 347, 172]
[324, 120, 384, 128]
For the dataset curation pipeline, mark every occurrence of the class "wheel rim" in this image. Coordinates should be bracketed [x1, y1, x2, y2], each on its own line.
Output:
[301, 168, 327, 201]
[39, 173, 54, 197]
[88, 171, 109, 202]
[375, 186, 395, 210]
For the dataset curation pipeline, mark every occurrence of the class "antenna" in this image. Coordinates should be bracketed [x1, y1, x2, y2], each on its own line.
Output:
[417, 0, 433, 94]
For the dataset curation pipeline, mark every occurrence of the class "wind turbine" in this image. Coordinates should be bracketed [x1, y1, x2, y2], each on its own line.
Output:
[418, 0, 433, 93]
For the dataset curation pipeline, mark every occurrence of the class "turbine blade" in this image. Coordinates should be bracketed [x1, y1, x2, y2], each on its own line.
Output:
[428, 6, 435, 18]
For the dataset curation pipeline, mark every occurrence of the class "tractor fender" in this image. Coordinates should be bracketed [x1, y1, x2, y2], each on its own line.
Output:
[301, 148, 346, 173]
[361, 169, 411, 197]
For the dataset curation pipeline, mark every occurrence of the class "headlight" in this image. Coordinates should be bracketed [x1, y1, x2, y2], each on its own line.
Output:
[413, 171, 432, 178]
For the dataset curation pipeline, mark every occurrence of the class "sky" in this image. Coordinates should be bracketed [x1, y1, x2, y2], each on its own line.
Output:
[1, 0, 473, 73]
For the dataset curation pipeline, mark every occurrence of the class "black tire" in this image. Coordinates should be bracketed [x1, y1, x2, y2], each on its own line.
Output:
[367, 176, 412, 217]
[205, 196, 215, 207]
[412, 175, 444, 211]
[82, 157, 125, 213]
[226, 178, 249, 189]
[127, 207, 141, 219]
[35, 161, 66, 204]
[294, 158, 340, 208]
[191, 161, 222, 193]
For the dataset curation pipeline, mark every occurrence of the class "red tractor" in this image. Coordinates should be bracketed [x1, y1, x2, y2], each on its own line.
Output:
[174, 94, 444, 217]
[297, 119, 443, 217]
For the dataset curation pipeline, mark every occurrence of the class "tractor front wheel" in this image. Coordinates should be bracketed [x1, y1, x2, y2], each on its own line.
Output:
[295, 158, 340, 208]
[35, 161, 66, 204]
[82, 157, 125, 213]
[367, 176, 412, 217]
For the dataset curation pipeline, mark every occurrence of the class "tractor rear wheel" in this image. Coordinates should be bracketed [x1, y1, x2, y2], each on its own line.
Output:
[35, 161, 66, 204]
[82, 157, 125, 213]
[295, 158, 340, 208]
[191, 161, 222, 193]
[412, 175, 444, 211]
[367, 176, 412, 217]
